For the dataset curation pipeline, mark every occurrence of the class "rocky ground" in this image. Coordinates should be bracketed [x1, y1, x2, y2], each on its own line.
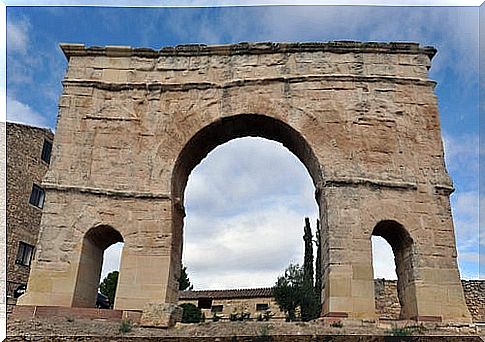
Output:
[7, 317, 484, 339]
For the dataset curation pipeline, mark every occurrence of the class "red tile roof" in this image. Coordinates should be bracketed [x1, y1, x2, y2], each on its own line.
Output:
[179, 287, 274, 300]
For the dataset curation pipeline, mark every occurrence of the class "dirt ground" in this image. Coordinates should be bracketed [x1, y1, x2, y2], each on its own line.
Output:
[6, 317, 484, 338]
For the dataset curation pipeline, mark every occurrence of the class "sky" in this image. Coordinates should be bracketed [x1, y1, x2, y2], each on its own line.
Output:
[4, 3, 483, 289]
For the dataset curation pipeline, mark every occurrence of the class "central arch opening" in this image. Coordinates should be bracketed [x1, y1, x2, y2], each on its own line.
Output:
[183, 137, 319, 289]
[171, 114, 324, 294]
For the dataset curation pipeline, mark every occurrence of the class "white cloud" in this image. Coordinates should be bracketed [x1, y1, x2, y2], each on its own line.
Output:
[371, 236, 397, 280]
[442, 133, 479, 169]
[183, 137, 319, 289]
[6, 96, 51, 128]
[6, 17, 30, 55]
[100, 242, 123, 282]
[450, 191, 480, 278]
[185, 137, 316, 217]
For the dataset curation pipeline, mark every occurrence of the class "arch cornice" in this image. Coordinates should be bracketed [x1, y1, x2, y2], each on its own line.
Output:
[60, 41, 437, 60]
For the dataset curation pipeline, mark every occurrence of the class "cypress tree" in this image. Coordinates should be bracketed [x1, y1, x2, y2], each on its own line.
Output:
[303, 217, 314, 287]
[301, 217, 318, 321]
[315, 219, 322, 314]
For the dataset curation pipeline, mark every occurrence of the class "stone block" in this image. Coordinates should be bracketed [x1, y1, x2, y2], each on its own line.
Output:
[140, 303, 183, 328]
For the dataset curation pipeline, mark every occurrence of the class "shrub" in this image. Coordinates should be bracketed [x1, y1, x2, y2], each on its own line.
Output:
[180, 303, 203, 323]
[330, 320, 343, 328]
[229, 311, 251, 321]
[119, 319, 132, 334]
[388, 324, 427, 336]
[258, 324, 271, 336]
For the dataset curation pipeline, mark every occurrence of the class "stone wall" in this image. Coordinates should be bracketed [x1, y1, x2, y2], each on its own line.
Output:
[6, 122, 53, 297]
[179, 296, 285, 320]
[374, 279, 485, 322]
[374, 279, 400, 320]
[462, 280, 485, 323]
[180, 279, 485, 322]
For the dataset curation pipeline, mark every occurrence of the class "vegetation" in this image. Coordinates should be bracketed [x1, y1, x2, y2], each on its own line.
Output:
[179, 264, 194, 291]
[180, 303, 203, 323]
[257, 311, 274, 321]
[99, 271, 119, 307]
[119, 319, 133, 334]
[273, 263, 304, 321]
[301, 218, 320, 321]
[330, 320, 343, 328]
[388, 324, 427, 336]
[258, 324, 271, 337]
[314, 219, 322, 310]
[229, 311, 251, 321]
[273, 218, 322, 322]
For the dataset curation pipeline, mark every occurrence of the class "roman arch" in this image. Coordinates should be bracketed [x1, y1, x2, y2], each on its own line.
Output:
[18, 41, 472, 322]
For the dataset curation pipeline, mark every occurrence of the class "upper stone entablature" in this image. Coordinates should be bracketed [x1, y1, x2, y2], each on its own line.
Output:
[60, 41, 436, 60]
[60, 41, 437, 84]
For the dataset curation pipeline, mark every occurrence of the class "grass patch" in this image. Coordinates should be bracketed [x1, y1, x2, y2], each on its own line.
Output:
[119, 319, 133, 334]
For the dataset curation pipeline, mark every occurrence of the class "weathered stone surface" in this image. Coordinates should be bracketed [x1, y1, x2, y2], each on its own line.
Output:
[5, 122, 53, 302]
[18, 41, 470, 323]
[140, 303, 182, 328]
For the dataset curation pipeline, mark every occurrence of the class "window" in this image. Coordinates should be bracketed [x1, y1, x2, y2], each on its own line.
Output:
[41, 139, 53, 164]
[197, 298, 213, 309]
[256, 303, 269, 311]
[16, 242, 34, 266]
[211, 305, 223, 313]
[29, 184, 45, 208]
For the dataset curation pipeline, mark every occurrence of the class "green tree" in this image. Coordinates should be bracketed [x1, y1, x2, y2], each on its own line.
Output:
[303, 218, 314, 287]
[99, 271, 119, 307]
[273, 263, 304, 321]
[314, 219, 322, 314]
[301, 218, 320, 321]
[180, 303, 203, 323]
[179, 264, 193, 291]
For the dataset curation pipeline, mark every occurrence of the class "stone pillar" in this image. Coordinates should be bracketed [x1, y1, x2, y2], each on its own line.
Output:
[17, 191, 84, 307]
[319, 185, 376, 320]
[114, 249, 173, 310]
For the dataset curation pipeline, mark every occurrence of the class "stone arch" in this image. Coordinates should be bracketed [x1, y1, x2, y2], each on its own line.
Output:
[372, 220, 417, 319]
[169, 113, 324, 294]
[72, 224, 124, 307]
[19, 42, 472, 323]
[172, 113, 324, 203]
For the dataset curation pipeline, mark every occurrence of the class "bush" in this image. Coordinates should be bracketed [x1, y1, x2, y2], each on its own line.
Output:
[330, 320, 343, 328]
[119, 319, 132, 334]
[229, 311, 250, 321]
[258, 311, 274, 321]
[180, 303, 203, 323]
[388, 324, 427, 336]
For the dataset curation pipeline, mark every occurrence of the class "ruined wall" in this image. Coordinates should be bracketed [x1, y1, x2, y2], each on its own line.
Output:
[374, 280, 485, 322]
[462, 280, 485, 323]
[374, 279, 400, 320]
[6, 122, 53, 296]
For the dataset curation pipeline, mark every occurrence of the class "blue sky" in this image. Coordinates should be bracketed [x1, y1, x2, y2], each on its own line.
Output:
[5, 4, 482, 288]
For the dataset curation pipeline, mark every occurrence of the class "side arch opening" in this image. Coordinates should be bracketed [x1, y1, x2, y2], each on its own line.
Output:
[372, 220, 417, 319]
[72, 225, 124, 308]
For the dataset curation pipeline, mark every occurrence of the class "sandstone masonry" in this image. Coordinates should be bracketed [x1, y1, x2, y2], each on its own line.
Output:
[6, 122, 53, 299]
[18, 41, 472, 323]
